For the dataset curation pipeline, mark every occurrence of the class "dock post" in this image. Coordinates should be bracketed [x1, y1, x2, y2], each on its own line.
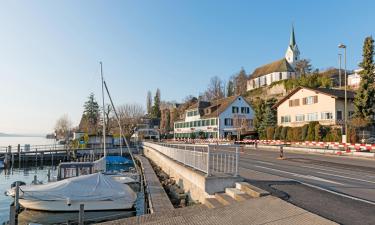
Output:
[78, 204, 84, 225]
[41, 152, 44, 165]
[206, 145, 211, 176]
[15, 183, 20, 212]
[47, 169, 51, 182]
[17, 144, 21, 163]
[9, 204, 16, 225]
[33, 175, 37, 184]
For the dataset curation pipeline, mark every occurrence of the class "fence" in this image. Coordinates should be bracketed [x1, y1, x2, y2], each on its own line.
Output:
[142, 142, 239, 177]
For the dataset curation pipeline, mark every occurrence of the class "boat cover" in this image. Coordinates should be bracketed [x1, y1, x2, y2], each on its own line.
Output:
[105, 156, 132, 164]
[20, 173, 136, 202]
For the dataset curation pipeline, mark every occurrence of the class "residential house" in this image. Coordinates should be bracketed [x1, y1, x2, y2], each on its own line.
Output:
[274, 87, 355, 127]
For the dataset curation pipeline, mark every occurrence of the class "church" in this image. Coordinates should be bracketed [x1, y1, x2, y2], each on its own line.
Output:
[247, 26, 301, 91]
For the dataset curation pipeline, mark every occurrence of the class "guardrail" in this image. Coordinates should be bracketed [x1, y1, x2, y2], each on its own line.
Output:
[142, 142, 239, 177]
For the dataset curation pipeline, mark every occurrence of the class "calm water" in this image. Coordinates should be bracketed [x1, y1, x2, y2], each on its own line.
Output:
[0, 136, 55, 148]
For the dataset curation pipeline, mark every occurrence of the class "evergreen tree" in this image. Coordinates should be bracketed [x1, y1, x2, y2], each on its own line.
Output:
[152, 88, 161, 119]
[353, 36, 375, 122]
[258, 99, 277, 139]
[146, 91, 152, 115]
[252, 98, 265, 133]
[83, 93, 100, 133]
[226, 79, 235, 97]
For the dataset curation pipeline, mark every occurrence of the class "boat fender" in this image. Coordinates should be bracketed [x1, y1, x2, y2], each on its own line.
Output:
[66, 198, 71, 206]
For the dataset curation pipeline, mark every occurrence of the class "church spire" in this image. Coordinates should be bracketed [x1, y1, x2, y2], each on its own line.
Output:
[289, 25, 296, 47]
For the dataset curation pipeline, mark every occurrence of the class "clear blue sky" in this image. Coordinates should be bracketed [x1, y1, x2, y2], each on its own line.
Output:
[1, 0, 374, 134]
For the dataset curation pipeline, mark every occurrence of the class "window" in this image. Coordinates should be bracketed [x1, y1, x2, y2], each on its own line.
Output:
[289, 99, 300, 107]
[279, 72, 282, 80]
[189, 122, 193, 127]
[306, 113, 318, 121]
[241, 107, 250, 114]
[281, 115, 291, 123]
[211, 118, 217, 125]
[321, 112, 333, 120]
[193, 121, 197, 127]
[302, 96, 318, 105]
[337, 111, 343, 120]
[232, 106, 239, 113]
[295, 114, 305, 122]
[224, 118, 233, 126]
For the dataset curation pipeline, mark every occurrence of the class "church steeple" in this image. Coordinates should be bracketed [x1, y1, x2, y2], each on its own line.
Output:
[289, 25, 296, 48]
[285, 24, 300, 68]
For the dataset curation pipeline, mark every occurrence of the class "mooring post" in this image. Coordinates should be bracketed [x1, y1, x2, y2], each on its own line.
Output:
[17, 144, 21, 163]
[47, 169, 51, 182]
[9, 203, 16, 225]
[78, 204, 84, 225]
[33, 175, 37, 184]
[235, 146, 239, 177]
[15, 183, 20, 212]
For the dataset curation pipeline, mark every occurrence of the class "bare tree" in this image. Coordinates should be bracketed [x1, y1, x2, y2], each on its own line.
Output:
[203, 76, 225, 101]
[117, 103, 145, 138]
[234, 68, 248, 95]
[54, 114, 73, 140]
[295, 59, 312, 76]
[232, 114, 251, 140]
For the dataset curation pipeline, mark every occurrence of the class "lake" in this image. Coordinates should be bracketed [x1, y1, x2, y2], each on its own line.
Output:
[0, 136, 55, 148]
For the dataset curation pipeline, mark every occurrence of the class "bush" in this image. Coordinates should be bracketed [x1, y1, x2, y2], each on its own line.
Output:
[280, 127, 288, 140]
[286, 128, 294, 141]
[266, 127, 275, 140]
[301, 124, 309, 141]
[292, 127, 303, 141]
[348, 127, 357, 144]
[314, 123, 322, 141]
[274, 126, 282, 140]
[306, 122, 318, 141]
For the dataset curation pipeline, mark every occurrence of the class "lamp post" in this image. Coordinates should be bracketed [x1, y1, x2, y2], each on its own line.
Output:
[338, 53, 342, 89]
[338, 44, 347, 143]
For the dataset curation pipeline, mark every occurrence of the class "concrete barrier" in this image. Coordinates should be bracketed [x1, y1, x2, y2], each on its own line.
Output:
[143, 145, 242, 203]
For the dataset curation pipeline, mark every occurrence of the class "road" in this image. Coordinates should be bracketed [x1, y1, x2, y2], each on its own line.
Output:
[238, 147, 375, 225]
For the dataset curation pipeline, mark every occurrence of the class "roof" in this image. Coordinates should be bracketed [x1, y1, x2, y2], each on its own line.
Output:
[289, 25, 296, 48]
[186, 100, 211, 111]
[273, 86, 356, 108]
[201, 95, 252, 119]
[250, 58, 295, 79]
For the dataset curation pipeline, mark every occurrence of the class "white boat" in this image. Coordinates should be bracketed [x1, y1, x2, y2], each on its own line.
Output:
[19, 173, 137, 212]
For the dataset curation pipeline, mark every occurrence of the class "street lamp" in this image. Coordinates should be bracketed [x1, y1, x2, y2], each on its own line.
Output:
[338, 44, 347, 143]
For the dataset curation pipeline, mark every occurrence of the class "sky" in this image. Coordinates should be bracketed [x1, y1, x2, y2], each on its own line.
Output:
[1, 0, 375, 134]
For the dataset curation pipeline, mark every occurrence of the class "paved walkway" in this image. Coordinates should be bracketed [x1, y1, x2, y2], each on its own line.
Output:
[135, 155, 174, 213]
[98, 195, 336, 225]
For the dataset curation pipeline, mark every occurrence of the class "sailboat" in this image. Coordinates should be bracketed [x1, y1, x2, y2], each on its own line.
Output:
[17, 62, 139, 212]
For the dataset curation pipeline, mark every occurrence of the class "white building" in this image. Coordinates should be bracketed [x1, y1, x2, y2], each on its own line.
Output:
[274, 86, 355, 127]
[348, 68, 362, 89]
[174, 96, 255, 139]
[247, 26, 300, 91]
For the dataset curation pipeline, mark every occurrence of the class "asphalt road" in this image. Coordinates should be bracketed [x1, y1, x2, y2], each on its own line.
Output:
[238, 147, 375, 225]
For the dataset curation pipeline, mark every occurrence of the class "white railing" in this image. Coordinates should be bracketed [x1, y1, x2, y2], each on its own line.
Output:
[142, 142, 239, 177]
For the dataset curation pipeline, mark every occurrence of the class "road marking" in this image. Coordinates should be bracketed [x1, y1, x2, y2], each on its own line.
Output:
[253, 165, 344, 185]
[255, 161, 275, 166]
[298, 164, 375, 179]
[301, 182, 375, 206]
[312, 170, 375, 184]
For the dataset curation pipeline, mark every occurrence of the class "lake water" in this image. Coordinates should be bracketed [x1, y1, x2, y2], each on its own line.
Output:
[0, 136, 55, 148]
[0, 137, 144, 224]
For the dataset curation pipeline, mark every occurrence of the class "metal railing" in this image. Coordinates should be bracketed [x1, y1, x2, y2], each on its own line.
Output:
[142, 142, 239, 177]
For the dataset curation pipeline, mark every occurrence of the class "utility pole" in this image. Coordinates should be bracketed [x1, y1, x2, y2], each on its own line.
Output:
[338, 44, 348, 143]
[100, 62, 107, 157]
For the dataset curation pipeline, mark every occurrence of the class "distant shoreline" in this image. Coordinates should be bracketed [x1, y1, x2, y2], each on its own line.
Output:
[0, 133, 44, 138]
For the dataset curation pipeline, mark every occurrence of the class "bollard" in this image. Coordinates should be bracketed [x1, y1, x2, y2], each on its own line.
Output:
[279, 145, 284, 159]
[78, 204, 84, 225]
[255, 141, 258, 149]
[9, 204, 16, 225]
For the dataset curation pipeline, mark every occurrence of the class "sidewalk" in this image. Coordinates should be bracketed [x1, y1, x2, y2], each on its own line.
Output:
[98, 195, 336, 225]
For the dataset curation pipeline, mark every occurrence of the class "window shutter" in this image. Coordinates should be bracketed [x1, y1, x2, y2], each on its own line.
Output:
[314, 96, 318, 103]
[302, 98, 306, 105]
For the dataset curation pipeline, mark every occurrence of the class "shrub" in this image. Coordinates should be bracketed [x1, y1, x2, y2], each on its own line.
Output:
[301, 124, 309, 141]
[274, 126, 282, 140]
[280, 126, 288, 140]
[306, 122, 318, 141]
[292, 127, 303, 141]
[314, 123, 322, 141]
[266, 127, 275, 140]
[286, 128, 293, 141]
[348, 127, 357, 144]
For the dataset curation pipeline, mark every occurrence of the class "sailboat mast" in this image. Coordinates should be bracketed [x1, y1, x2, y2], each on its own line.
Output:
[100, 62, 107, 157]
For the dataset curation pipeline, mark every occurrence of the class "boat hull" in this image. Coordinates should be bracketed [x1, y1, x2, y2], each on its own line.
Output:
[19, 198, 134, 212]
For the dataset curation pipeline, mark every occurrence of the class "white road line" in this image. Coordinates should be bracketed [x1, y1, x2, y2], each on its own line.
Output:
[301, 182, 375, 206]
[312, 170, 375, 184]
[298, 164, 375, 179]
[253, 165, 344, 185]
[255, 161, 275, 166]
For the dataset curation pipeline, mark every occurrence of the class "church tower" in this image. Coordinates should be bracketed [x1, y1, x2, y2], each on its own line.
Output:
[285, 25, 300, 68]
